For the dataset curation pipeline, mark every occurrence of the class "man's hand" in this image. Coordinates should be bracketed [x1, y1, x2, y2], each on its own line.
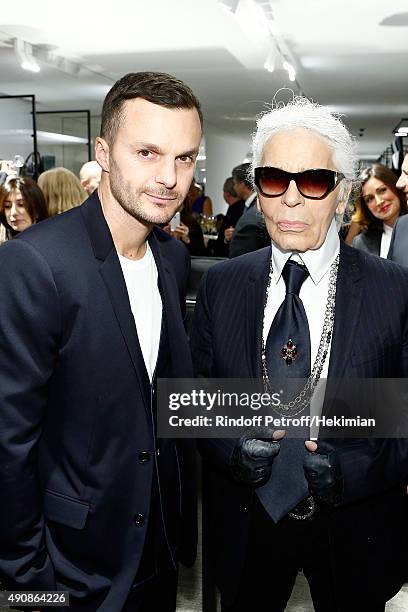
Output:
[224, 226, 235, 243]
[231, 429, 285, 486]
[304, 440, 343, 505]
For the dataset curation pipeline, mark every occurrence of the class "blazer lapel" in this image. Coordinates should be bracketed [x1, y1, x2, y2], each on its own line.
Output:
[245, 247, 271, 378]
[148, 232, 193, 378]
[80, 193, 151, 409]
[99, 250, 151, 397]
[327, 241, 363, 378]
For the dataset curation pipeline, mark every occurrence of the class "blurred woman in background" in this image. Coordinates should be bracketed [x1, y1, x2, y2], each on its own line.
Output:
[38, 167, 86, 216]
[352, 163, 406, 257]
[186, 181, 213, 217]
[0, 176, 48, 241]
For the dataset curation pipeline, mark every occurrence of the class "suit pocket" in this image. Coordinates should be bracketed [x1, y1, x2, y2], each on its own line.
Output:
[44, 490, 90, 530]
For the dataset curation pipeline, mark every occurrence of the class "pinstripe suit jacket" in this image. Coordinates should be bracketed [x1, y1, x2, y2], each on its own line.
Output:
[191, 240, 408, 606]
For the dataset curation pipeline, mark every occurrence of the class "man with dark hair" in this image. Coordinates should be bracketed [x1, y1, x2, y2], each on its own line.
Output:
[213, 177, 245, 257]
[0, 72, 202, 611]
[229, 162, 270, 258]
[388, 153, 408, 265]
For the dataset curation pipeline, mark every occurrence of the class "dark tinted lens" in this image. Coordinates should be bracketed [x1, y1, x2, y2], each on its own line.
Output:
[258, 167, 289, 195]
[298, 169, 334, 198]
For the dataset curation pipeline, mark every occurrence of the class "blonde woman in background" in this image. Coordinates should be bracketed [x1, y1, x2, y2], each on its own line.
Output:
[38, 167, 87, 216]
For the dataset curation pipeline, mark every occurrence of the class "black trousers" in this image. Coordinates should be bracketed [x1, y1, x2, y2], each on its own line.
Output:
[122, 568, 178, 612]
[122, 476, 178, 612]
[222, 496, 386, 612]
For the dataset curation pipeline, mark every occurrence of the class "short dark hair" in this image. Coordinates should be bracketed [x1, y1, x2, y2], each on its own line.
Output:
[232, 163, 252, 190]
[223, 177, 237, 197]
[0, 177, 48, 237]
[101, 71, 203, 144]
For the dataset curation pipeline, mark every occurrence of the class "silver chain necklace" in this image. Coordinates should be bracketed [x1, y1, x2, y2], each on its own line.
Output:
[261, 254, 339, 417]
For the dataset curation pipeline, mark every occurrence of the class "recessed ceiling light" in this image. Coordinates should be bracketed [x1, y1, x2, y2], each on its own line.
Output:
[379, 12, 408, 26]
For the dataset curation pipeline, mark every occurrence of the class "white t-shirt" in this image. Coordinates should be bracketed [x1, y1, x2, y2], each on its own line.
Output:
[118, 243, 162, 381]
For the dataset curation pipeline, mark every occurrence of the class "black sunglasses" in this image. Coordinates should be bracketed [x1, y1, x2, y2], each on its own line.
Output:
[254, 166, 345, 200]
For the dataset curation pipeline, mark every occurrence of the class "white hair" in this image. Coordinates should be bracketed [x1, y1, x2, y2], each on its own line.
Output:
[251, 96, 359, 203]
[79, 160, 102, 182]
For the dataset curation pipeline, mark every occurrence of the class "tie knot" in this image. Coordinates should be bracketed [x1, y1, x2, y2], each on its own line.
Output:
[282, 259, 309, 296]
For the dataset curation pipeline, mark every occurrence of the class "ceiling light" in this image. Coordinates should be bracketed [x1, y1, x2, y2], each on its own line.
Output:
[380, 12, 408, 26]
[14, 38, 40, 73]
[264, 47, 277, 73]
[283, 60, 296, 82]
[218, 0, 240, 13]
[393, 119, 408, 136]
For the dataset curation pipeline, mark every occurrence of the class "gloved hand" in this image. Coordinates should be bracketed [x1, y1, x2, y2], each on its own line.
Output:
[231, 428, 284, 486]
[303, 440, 343, 505]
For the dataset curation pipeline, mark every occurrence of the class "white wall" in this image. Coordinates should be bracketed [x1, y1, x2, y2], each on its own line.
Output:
[204, 123, 252, 215]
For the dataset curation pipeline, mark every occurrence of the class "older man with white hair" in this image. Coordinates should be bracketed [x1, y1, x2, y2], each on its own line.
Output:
[191, 98, 408, 611]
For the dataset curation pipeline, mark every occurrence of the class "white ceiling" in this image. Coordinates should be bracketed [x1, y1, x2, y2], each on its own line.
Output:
[0, 0, 407, 159]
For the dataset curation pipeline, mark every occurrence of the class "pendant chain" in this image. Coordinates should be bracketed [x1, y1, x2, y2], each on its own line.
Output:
[261, 255, 339, 417]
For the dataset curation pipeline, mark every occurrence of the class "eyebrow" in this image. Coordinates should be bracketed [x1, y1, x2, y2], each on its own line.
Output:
[130, 141, 199, 158]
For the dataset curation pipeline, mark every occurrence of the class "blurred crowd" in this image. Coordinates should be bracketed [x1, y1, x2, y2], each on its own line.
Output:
[1, 159, 407, 264]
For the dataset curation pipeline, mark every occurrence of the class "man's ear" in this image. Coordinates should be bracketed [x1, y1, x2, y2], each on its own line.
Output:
[95, 137, 110, 173]
[335, 182, 352, 216]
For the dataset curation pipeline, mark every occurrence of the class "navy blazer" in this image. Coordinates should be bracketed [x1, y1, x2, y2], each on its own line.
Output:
[388, 214, 408, 266]
[352, 226, 382, 256]
[228, 198, 270, 258]
[190, 241, 408, 607]
[0, 193, 196, 610]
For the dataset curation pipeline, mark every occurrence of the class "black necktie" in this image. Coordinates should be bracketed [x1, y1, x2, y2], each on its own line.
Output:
[257, 259, 311, 522]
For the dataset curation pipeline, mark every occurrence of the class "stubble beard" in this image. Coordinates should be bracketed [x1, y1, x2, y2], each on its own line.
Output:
[109, 156, 183, 225]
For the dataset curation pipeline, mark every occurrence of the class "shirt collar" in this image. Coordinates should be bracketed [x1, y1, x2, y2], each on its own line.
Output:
[271, 217, 340, 285]
[382, 222, 393, 236]
[245, 192, 257, 208]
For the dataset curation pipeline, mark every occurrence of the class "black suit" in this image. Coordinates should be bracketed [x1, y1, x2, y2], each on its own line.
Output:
[212, 199, 245, 257]
[190, 242, 408, 610]
[352, 226, 382, 256]
[228, 197, 270, 258]
[0, 193, 196, 611]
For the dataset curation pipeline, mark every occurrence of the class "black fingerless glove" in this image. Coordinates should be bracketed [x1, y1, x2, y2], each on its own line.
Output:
[303, 441, 343, 505]
[231, 428, 281, 487]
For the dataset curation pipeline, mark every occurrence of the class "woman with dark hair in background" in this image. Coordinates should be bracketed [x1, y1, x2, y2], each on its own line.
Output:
[352, 163, 406, 257]
[0, 177, 48, 241]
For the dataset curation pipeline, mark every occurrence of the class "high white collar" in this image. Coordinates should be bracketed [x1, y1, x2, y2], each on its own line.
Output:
[245, 192, 257, 208]
[271, 217, 340, 286]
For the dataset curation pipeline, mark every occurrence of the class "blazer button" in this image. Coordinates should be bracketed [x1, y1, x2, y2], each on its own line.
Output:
[138, 451, 151, 463]
[134, 513, 145, 527]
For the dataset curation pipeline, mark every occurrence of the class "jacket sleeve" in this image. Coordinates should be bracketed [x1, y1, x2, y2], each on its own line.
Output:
[0, 239, 61, 590]
[190, 271, 236, 474]
[229, 206, 269, 259]
[336, 438, 408, 505]
[337, 287, 408, 504]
